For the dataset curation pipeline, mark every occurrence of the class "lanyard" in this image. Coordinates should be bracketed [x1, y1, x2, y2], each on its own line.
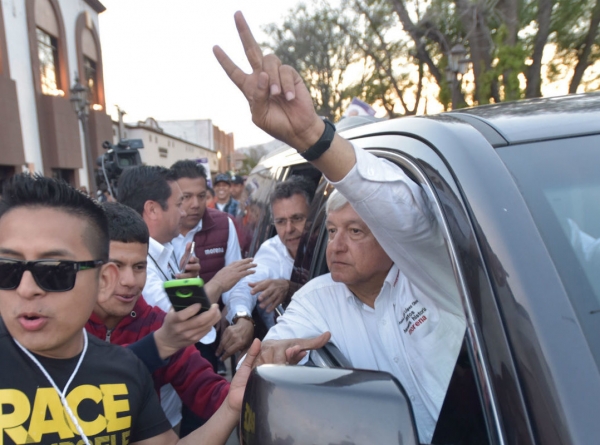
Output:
[14, 331, 91, 445]
[148, 253, 176, 281]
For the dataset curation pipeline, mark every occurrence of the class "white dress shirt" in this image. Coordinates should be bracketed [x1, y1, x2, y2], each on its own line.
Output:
[143, 236, 215, 427]
[226, 234, 294, 324]
[264, 144, 467, 443]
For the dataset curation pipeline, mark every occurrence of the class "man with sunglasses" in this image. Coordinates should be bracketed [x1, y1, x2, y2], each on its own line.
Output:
[220, 176, 315, 359]
[0, 173, 261, 445]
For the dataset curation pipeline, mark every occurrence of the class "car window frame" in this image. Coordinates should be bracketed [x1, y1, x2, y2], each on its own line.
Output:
[287, 141, 507, 445]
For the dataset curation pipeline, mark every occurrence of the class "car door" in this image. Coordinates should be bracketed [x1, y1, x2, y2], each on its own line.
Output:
[290, 132, 534, 445]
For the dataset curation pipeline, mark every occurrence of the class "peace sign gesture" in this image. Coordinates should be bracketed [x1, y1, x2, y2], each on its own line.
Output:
[213, 11, 325, 151]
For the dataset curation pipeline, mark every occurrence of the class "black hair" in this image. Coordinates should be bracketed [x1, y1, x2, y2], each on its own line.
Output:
[117, 165, 175, 215]
[270, 175, 316, 207]
[0, 174, 109, 261]
[207, 187, 215, 198]
[170, 160, 208, 181]
[102, 202, 149, 245]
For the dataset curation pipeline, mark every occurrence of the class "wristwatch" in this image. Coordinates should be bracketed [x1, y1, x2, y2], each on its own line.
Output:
[232, 311, 253, 325]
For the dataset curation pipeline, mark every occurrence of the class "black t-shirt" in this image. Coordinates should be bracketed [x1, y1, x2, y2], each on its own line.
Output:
[0, 319, 171, 445]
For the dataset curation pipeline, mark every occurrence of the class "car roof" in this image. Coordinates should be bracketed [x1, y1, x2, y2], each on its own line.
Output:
[447, 92, 600, 146]
[256, 92, 600, 166]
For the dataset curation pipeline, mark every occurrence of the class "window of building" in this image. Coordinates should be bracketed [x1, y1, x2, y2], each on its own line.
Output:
[83, 56, 97, 104]
[51, 168, 75, 186]
[0, 166, 16, 196]
[36, 28, 61, 96]
[159, 148, 168, 158]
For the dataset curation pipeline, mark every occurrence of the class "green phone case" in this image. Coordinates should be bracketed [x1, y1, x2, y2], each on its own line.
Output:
[163, 278, 211, 314]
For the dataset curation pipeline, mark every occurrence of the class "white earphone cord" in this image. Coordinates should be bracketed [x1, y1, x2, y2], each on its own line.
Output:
[13, 329, 92, 445]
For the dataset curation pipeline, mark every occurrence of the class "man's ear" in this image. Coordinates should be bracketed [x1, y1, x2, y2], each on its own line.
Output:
[97, 262, 119, 305]
[143, 200, 160, 221]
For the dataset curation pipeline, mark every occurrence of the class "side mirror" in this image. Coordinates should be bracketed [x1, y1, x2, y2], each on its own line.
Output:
[240, 365, 419, 445]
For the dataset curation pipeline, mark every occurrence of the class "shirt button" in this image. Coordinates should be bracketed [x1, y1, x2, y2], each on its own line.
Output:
[381, 319, 387, 326]
[394, 357, 399, 363]
[410, 395, 416, 401]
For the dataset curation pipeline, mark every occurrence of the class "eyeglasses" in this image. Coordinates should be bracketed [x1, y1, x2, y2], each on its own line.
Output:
[273, 215, 306, 227]
[0, 258, 105, 292]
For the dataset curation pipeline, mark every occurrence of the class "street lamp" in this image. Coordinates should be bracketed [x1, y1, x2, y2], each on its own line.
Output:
[446, 43, 470, 110]
[70, 77, 96, 195]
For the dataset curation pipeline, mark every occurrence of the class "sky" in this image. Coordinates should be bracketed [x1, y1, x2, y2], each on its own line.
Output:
[98, 0, 304, 149]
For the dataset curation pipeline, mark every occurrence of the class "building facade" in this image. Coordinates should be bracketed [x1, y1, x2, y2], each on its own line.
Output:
[158, 119, 235, 174]
[0, 0, 112, 192]
[111, 117, 219, 175]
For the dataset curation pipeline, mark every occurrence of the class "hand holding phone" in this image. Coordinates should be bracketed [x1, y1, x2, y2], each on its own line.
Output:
[164, 277, 211, 314]
[179, 241, 195, 271]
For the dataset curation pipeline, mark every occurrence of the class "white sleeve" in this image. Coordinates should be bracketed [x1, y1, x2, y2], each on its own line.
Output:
[236, 285, 328, 370]
[220, 218, 244, 311]
[224, 218, 242, 265]
[142, 267, 172, 313]
[223, 237, 281, 322]
[264, 290, 326, 342]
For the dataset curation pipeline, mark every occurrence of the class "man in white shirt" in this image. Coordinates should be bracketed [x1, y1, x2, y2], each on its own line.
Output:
[222, 175, 315, 342]
[214, 12, 467, 443]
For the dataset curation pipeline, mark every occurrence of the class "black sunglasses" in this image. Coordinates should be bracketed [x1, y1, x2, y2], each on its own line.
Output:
[0, 258, 105, 292]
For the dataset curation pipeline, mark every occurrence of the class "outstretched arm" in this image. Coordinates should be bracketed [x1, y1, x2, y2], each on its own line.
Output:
[213, 11, 355, 182]
[133, 339, 262, 445]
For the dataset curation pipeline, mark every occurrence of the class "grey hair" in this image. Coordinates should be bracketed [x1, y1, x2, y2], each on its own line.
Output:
[325, 189, 350, 215]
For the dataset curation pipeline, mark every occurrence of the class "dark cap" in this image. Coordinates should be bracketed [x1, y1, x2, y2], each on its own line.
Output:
[230, 174, 244, 185]
[214, 173, 231, 185]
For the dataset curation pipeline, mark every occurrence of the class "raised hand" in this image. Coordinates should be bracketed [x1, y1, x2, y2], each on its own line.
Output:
[226, 338, 261, 412]
[176, 255, 200, 279]
[217, 318, 254, 361]
[206, 258, 256, 303]
[251, 278, 289, 313]
[213, 11, 325, 151]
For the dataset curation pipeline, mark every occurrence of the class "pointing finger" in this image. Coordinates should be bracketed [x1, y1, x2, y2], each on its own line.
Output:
[299, 332, 331, 351]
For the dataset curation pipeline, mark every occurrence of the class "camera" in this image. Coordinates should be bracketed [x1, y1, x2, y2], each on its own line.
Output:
[96, 139, 144, 198]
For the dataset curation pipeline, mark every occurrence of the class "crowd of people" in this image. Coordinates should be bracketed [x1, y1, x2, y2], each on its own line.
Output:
[0, 11, 471, 445]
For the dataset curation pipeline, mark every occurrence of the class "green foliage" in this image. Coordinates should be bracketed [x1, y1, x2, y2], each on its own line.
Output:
[492, 25, 527, 101]
[262, 2, 357, 121]
[236, 146, 269, 177]
[263, 0, 600, 114]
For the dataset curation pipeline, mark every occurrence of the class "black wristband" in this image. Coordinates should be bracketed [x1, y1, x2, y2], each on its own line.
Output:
[300, 118, 336, 161]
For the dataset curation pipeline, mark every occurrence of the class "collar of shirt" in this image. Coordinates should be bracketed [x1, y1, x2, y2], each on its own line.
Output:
[172, 219, 204, 259]
[344, 264, 400, 309]
[148, 237, 179, 278]
[271, 234, 295, 263]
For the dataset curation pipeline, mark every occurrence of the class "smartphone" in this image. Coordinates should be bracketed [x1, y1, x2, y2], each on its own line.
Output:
[179, 241, 195, 271]
[164, 277, 211, 314]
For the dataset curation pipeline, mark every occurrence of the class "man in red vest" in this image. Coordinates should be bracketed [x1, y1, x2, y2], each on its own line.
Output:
[170, 161, 257, 362]
[170, 161, 257, 436]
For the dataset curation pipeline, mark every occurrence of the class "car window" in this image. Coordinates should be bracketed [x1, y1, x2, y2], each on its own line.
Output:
[498, 135, 600, 369]
[239, 166, 279, 257]
[290, 178, 332, 285]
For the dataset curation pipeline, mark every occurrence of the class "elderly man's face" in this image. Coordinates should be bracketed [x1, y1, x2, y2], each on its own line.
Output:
[325, 204, 392, 295]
